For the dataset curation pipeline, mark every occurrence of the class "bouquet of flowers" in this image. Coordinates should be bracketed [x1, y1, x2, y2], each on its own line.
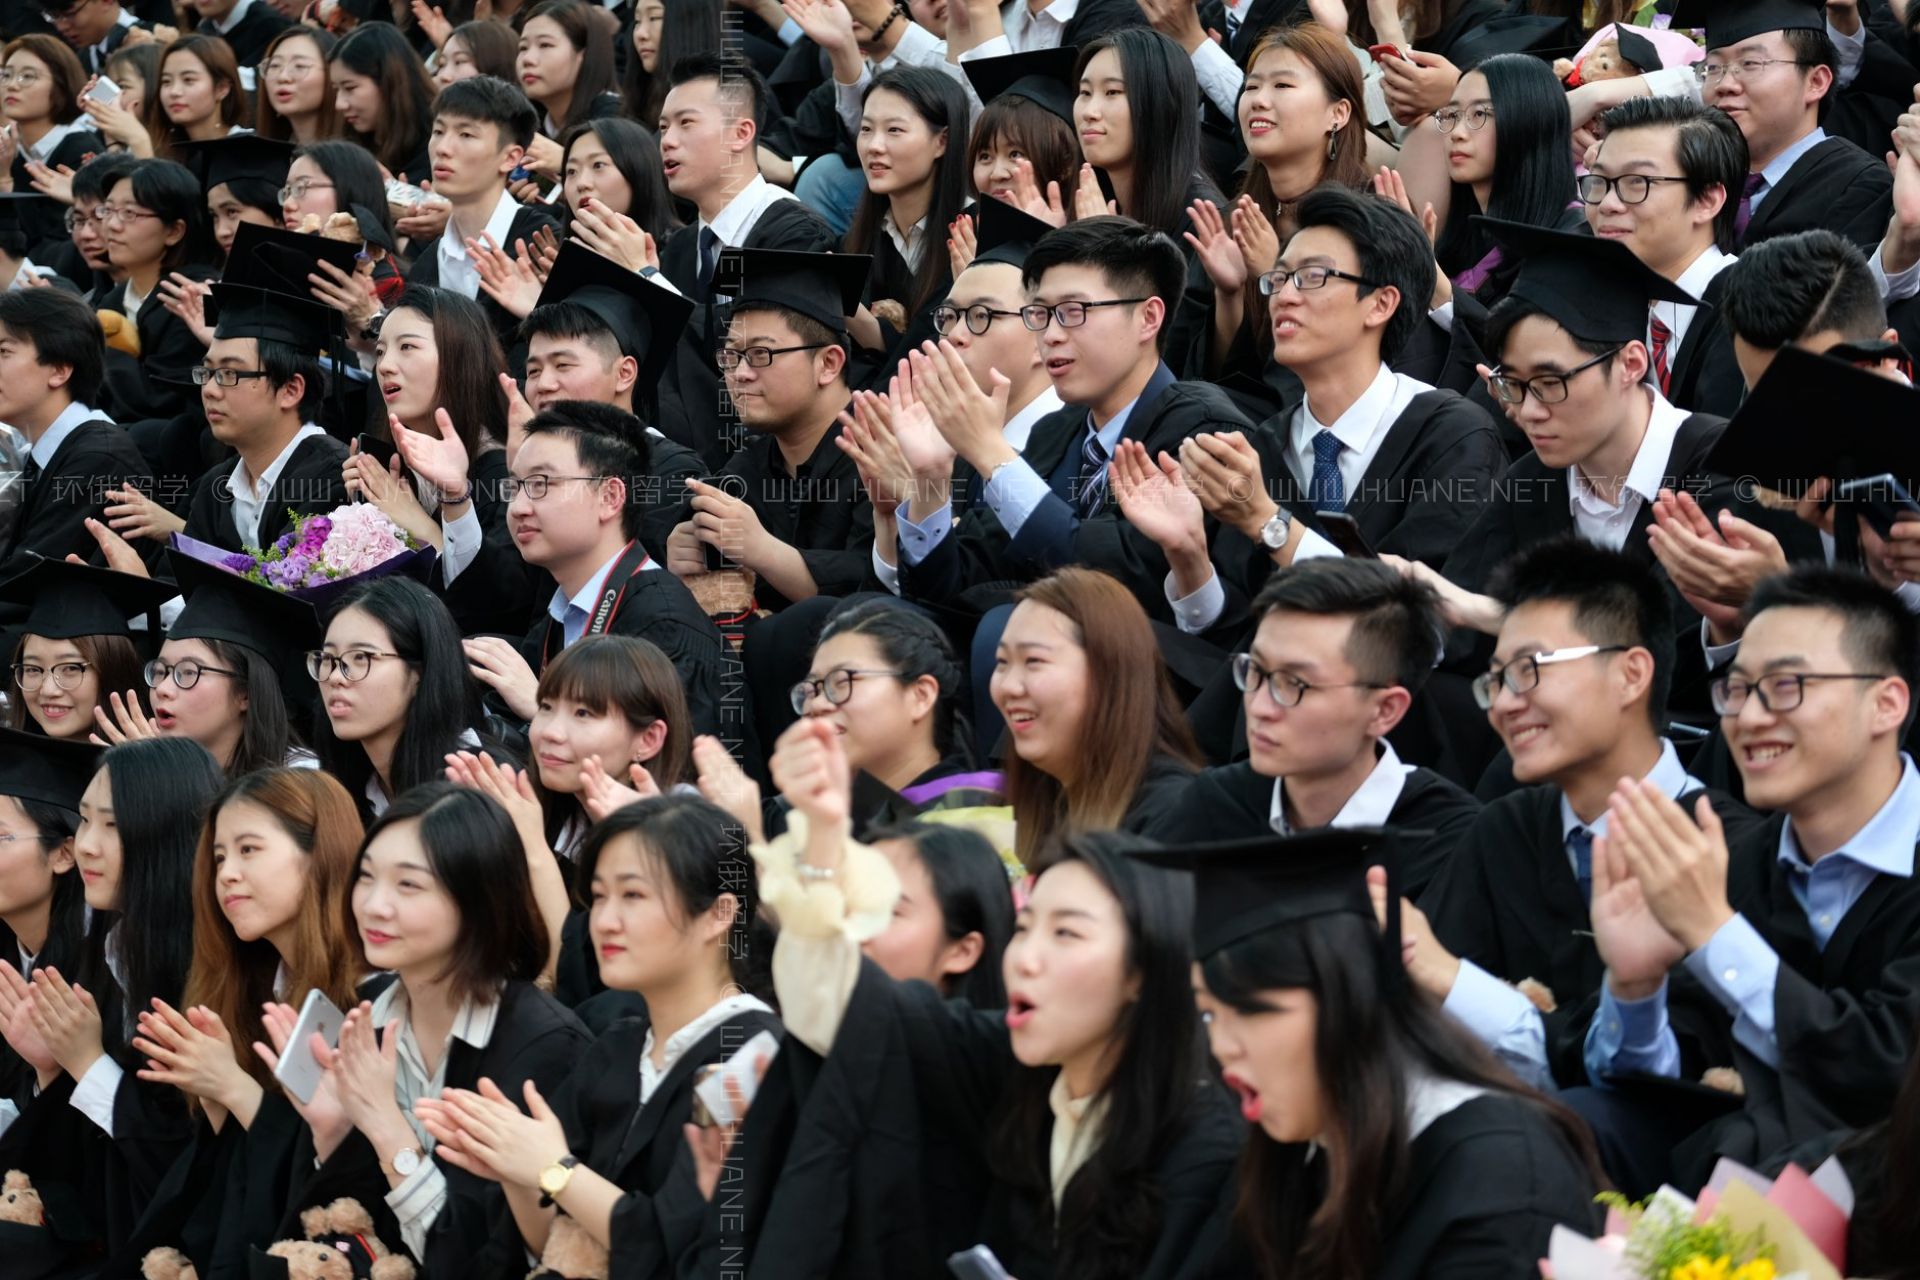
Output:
[1547, 1159, 1854, 1280]
[170, 504, 438, 606]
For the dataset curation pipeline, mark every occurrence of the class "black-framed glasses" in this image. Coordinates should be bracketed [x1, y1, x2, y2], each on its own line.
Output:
[1258, 265, 1378, 296]
[1431, 105, 1494, 132]
[1232, 652, 1384, 708]
[1488, 348, 1621, 406]
[717, 343, 829, 370]
[934, 302, 1023, 336]
[1473, 645, 1627, 710]
[1710, 671, 1889, 716]
[12, 661, 89, 692]
[1575, 173, 1692, 206]
[191, 367, 274, 387]
[306, 650, 403, 682]
[789, 667, 901, 715]
[1019, 298, 1147, 331]
[1698, 58, 1807, 84]
[145, 658, 240, 690]
[501, 474, 601, 501]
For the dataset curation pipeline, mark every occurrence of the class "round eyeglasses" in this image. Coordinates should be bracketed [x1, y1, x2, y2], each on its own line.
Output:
[145, 658, 240, 690]
[306, 650, 403, 682]
[789, 667, 901, 715]
[12, 661, 89, 692]
[934, 303, 1023, 336]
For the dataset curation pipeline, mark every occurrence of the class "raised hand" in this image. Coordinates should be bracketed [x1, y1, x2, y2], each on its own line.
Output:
[0, 963, 54, 1076]
[782, 0, 860, 55]
[1230, 197, 1282, 280]
[577, 752, 660, 822]
[1006, 157, 1068, 228]
[426, 1078, 569, 1189]
[445, 749, 548, 856]
[470, 232, 542, 319]
[344, 438, 439, 547]
[309, 258, 381, 334]
[947, 211, 977, 278]
[568, 200, 657, 274]
[254, 1000, 349, 1153]
[837, 389, 918, 520]
[908, 339, 1010, 470]
[102, 482, 185, 542]
[1177, 430, 1273, 539]
[691, 735, 765, 844]
[90, 689, 157, 748]
[1589, 829, 1687, 1002]
[23, 159, 74, 204]
[1110, 439, 1205, 558]
[500, 372, 537, 467]
[392, 408, 473, 502]
[1072, 163, 1118, 220]
[463, 636, 540, 721]
[769, 716, 851, 831]
[1183, 197, 1248, 292]
[411, 0, 453, 46]
[1604, 781, 1734, 953]
[157, 272, 214, 347]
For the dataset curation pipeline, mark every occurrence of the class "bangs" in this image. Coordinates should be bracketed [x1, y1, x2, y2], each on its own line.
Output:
[1201, 928, 1319, 1013]
[537, 641, 626, 715]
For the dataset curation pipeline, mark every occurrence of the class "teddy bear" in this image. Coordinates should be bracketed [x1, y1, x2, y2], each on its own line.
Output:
[296, 1198, 418, 1280]
[294, 208, 394, 273]
[0, 1170, 41, 1226]
[527, 1214, 610, 1280]
[97, 309, 139, 357]
[267, 1240, 354, 1280]
[140, 1247, 198, 1280]
[1554, 37, 1634, 87]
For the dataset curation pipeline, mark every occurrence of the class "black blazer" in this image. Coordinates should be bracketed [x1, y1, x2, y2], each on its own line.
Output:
[1664, 268, 1746, 419]
[0, 417, 151, 626]
[1738, 135, 1893, 253]
[405, 200, 561, 350]
[197, 1, 292, 66]
[180, 432, 350, 553]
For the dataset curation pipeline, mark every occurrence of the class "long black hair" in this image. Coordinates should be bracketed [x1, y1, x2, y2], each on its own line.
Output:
[986, 831, 1210, 1279]
[383, 284, 508, 458]
[79, 738, 225, 1063]
[313, 578, 489, 813]
[845, 66, 972, 315]
[0, 795, 85, 1099]
[1201, 911, 1601, 1278]
[868, 819, 1012, 1008]
[621, 0, 719, 128]
[559, 117, 679, 242]
[329, 23, 437, 179]
[292, 139, 397, 248]
[519, 0, 616, 134]
[115, 158, 219, 274]
[1072, 29, 1215, 236]
[1435, 53, 1575, 282]
[196, 636, 301, 776]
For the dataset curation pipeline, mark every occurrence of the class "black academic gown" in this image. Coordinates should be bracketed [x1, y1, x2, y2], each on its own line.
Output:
[179, 433, 350, 553]
[1146, 758, 1482, 900]
[1663, 269, 1746, 419]
[0, 417, 151, 630]
[437, 447, 537, 638]
[1421, 780, 1756, 1088]
[405, 201, 561, 352]
[639, 430, 704, 565]
[98, 266, 220, 428]
[899, 364, 1254, 623]
[421, 1008, 781, 1279]
[1738, 135, 1893, 253]
[710, 420, 875, 613]
[197, 1, 292, 67]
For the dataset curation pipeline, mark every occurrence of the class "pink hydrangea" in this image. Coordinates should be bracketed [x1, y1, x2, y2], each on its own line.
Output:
[318, 503, 411, 578]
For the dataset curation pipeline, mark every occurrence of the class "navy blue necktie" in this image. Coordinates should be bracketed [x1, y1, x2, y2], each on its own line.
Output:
[1075, 429, 1110, 516]
[1309, 429, 1345, 513]
[1568, 826, 1594, 902]
[1224, 5, 1241, 45]
[696, 226, 720, 298]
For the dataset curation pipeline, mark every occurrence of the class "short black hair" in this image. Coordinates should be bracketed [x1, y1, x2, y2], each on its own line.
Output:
[1293, 187, 1436, 365]
[0, 289, 105, 407]
[1746, 566, 1920, 724]
[258, 336, 325, 420]
[1721, 229, 1885, 351]
[522, 399, 654, 540]
[668, 51, 768, 124]
[1251, 557, 1442, 694]
[1489, 536, 1675, 730]
[1782, 28, 1840, 122]
[432, 74, 539, 151]
[522, 299, 624, 363]
[1484, 293, 1621, 364]
[727, 301, 848, 367]
[71, 150, 137, 203]
[1021, 215, 1187, 353]
[1596, 97, 1749, 254]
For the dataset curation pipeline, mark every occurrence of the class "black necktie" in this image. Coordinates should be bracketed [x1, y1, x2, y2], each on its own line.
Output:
[696, 226, 720, 300]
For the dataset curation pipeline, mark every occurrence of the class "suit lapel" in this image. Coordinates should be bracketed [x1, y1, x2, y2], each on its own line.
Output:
[1744, 139, 1832, 246]
[612, 1017, 764, 1174]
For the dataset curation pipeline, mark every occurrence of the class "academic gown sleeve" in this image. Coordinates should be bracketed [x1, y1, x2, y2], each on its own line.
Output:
[0, 422, 152, 589]
[438, 449, 538, 637]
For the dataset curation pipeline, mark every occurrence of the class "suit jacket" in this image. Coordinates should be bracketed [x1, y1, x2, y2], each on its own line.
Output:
[900, 363, 1254, 620]
[1049, 0, 1150, 47]
[436, 447, 536, 638]
[180, 433, 350, 553]
[197, 1, 291, 66]
[1664, 269, 1746, 419]
[98, 264, 220, 426]
[1739, 135, 1893, 253]
[405, 201, 560, 349]
[0, 418, 151, 619]
[710, 419, 875, 612]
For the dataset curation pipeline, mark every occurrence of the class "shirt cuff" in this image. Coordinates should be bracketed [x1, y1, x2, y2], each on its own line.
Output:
[387, 1157, 448, 1261]
[1897, 580, 1920, 613]
[1163, 569, 1225, 634]
[1683, 912, 1780, 1027]
[959, 34, 1011, 61]
[1443, 960, 1539, 1043]
[1292, 526, 1342, 563]
[1872, 237, 1920, 302]
[871, 540, 902, 596]
[898, 502, 953, 565]
[69, 1054, 124, 1137]
[1191, 37, 1244, 119]
[1585, 977, 1681, 1083]
[1829, 19, 1865, 86]
[1700, 616, 1739, 668]
[440, 504, 483, 582]
[1429, 299, 1456, 331]
[778, 15, 802, 43]
[983, 456, 1051, 539]
[835, 68, 872, 138]
[749, 813, 902, 942]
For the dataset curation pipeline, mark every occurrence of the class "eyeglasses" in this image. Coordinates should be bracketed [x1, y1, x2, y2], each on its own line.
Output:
[1487, 348, 1621, 406]
[1257, 265, 1378, 296]
[717, 343, 830, 370]
[93, 205, 160, 225]
[145, 658, 240, 690]
[1431, 105, 1494, 132]
[63, 208, 94, 232]
[192, 367, 274, 387]
[278, 178, 334, 202]
[1472, 645, 1627, 710]
[0, 70, 45, 87]
[262, 58, 319, 78]
[12, 661, 90, 692]
[1710, 671, 1888, 716]
[305, 649, 403, 682]
[501, 473, 602, 501]
[1575, 173, 1692, 205]
[1019, 298, 1147, 331]
[934, 302, 1023, 336]
[1698, 58, 1807, 84]
[1231, 652, 1384, 708]
[788, 666, 901, 714]
[0, 831, 50, 847]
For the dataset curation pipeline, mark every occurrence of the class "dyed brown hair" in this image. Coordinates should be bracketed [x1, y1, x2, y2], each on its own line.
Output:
[5, 631, 145, 734]
[1, 34, 87, 125]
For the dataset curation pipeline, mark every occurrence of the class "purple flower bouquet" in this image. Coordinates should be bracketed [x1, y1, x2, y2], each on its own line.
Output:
[170, 504, 439, 609]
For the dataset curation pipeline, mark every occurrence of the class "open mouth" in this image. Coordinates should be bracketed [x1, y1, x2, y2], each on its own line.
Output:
[1005, 993, 1037, 1028]
[1742, 741, 1791, 767]
[1245, 118, 1275, 135]
[1043, 357, 1073, 376]
[152, 710, 178, 730]
[1509, 724, 1548, 747]
[1223, 1071, 1262, 1122]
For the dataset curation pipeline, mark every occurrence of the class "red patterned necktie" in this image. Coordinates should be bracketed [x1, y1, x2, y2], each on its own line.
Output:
[1649, 315, 1673, 396]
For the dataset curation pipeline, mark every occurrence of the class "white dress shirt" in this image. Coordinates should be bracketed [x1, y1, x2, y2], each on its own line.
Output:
[1567, 389, 1687, 551]
[23, 399, 110, 470]
[227, 422, 327, 548]
[1652, 245, 1736, 354]
[969, 0, 1081, 57]
[638, 993, 775, 1104]
[699, 174, 799, 264]
[1269, 740, 1413, 835]
[436, 188, 520, 302]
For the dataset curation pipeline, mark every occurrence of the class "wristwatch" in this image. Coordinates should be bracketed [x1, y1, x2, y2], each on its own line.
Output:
[1258, 508, 1291, 551]
[538, 1155, 581, 1207]
[388, 1145, 423, 1178]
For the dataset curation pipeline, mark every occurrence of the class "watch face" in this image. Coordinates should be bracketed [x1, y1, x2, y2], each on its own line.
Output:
[392, 1147, 421, 1177]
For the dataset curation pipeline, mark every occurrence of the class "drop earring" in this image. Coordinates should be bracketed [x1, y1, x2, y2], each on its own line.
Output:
[1326, 129, 1340, 162]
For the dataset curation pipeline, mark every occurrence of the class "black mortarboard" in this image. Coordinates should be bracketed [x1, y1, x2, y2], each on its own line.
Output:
[182, 135, 295, 193]
[1474, 217, 1698, 345]
[970, 199, 1055, 271]
[208, 282, 345, 348]
[962, 46, 1079, 124]
[1670, 0, 1823, 50]
[1131, 829, 1400, 960]
[715, 248, 871, 332]
[0, 553, 174, 641]
[165, 549, 323, 677]
[535, 243, 697, 390]
[1614, 26, 1664, 74]
[223, 222, 361, 300]
[0, 726, 98, 810]
[1448, 14, 1583, 66]
[346, 203, 397, 255]
[1702, 346, 1920, 491]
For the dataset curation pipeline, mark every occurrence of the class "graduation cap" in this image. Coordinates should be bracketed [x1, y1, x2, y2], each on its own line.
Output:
[969, 199, 1056, 271]
[1614, 26, 1664, 74]
[346, 203, 397, 256]
[1448, 14, 1583, 66]
[534, 242, 697, 390]
[181, 134, 295, 194]
[714, 248, 871, 332]
[0, 553, 174, 642]
[1473, 217, 1698, 345]
[1669, 0, 1824, 50]
[1701, 345, 1920, 493]
[0, 726, 100, 811]
[224, 221, 361, 302]
[1130, 828, 1401, 962]
[208, 282, 345, 349]
[962, 46, 1079, 125]
[165, 548, 323, 678]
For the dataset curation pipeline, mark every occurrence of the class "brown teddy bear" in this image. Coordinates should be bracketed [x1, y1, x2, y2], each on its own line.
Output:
[296, 1198, 417, 1280]
[0, 1170, 41, 1226]
[1553, 26, 1664, 89]
[528, 1214, 610, 1280]
[141, 1246, 199, 1280]
[267, 1240, 355, 1280]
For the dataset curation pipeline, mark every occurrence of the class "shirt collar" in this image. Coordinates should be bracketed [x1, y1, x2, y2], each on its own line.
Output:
[881, 209, 927, 270]
[232, 422, 326, 499]
[1672, 244, 1735, 298]
[1270, 740, 1411, 835]
[1779, 754, 1920, 880]
[213, 0, 254, 33]
[1012, 0, 1079, 30]
[1759, 126, 1826, 194]
[29, 400, 107, 469]
[1560, 737, 1696, 842]
[26, 121, 81, 164]
[704, 174, 776, 247]
[370, 978, 502, 1050]
[441, 188, 518, 265]
[547, 542, 633, 627]
[640, 993, 773, 1093]
[1569, 388, 1687, 513]
[1297, 363, 1398, 454]
[1004, 385, 1063, 453]
[1084, 361, 1173, 450]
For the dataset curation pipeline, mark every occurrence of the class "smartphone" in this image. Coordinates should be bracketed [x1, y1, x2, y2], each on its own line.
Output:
[694, 475, 732, 571]
[82, 76, 121, 106]
[508, 164, 531, 183]
[1315, 511, 1377, 559]
[1367, 43, 1405, 60]
[384, 178, 433, 209]
[354, 432, 398, 468]
[948, 1245, 1014, 1280]
[693, 1028, 778, 1129]
[1837, 472, 1920, 540]
[272, 988, 344, 1105]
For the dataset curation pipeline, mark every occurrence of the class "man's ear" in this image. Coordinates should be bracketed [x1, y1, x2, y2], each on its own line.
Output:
[598, 472, 629, 524]
[497, 142, 527, 178]
[1137, 295, 1167, 348]
[614, 354, 640, 396]
[277, 372, 305, 412]
[1362, 284, 1402, 336]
